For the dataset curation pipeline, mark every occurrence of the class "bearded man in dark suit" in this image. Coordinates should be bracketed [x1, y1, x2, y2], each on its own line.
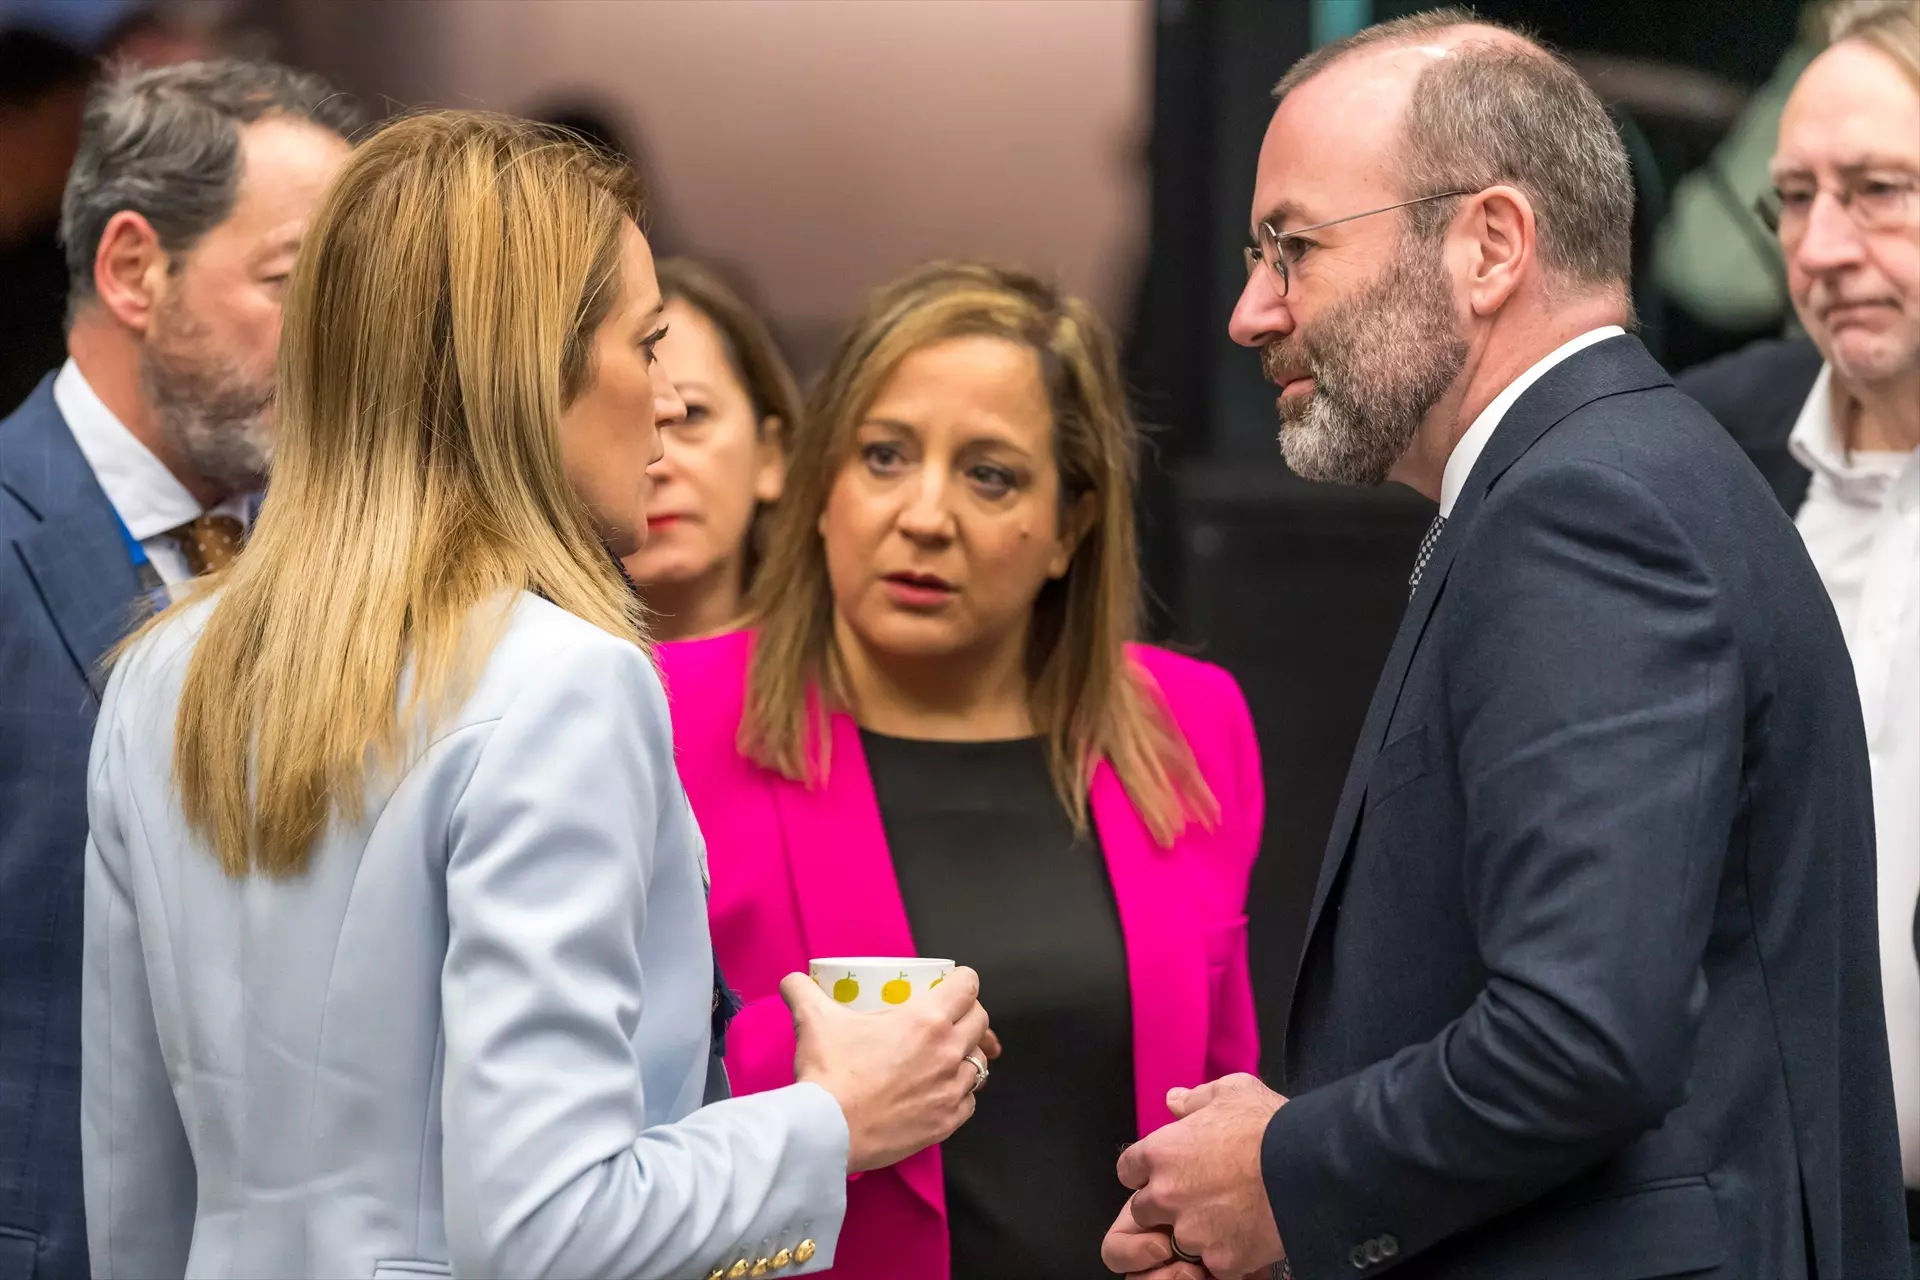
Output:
[1102, 10, 1908, 1279]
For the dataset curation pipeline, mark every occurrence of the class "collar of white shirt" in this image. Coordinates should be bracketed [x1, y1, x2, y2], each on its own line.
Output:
[1787, 363, 1917, 501]
[53, 358, 252, 540]
[1439, 325, 1626, 518]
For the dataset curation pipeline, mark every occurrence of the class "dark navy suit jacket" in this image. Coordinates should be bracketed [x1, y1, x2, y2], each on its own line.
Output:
[0, 376, 144, 1280]
[1681, 335, 1920, 1060]
[1263, 337, 1908, 1279]
[1675, 335, 1823, 516]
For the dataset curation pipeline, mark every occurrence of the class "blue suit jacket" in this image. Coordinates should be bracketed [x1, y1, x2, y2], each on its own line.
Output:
[0, 376, 142, 1280]
[1263, 337, 1908, 1278]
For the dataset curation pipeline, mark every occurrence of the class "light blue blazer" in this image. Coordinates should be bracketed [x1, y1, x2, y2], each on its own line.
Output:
[81, 593, 849, 1280]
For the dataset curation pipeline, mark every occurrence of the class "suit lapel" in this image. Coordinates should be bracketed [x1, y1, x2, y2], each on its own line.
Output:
[1, 382, 144, 698]
[1091, 764, 1207, 1137]
[1299, 519, 1458, 944]
[769, 711, 945, 1219]
[1297, 336, 1673, 952]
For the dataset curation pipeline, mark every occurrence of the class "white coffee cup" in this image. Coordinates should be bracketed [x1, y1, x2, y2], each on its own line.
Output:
[808, 957, 955, 1012]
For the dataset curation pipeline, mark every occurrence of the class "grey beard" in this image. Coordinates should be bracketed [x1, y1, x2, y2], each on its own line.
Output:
[1279, 387, 1411, 487]
[140, 342, 274, 497]
[1269, 238, 1467, 487]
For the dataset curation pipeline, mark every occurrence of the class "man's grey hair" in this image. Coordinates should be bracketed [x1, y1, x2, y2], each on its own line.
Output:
[1274, 7, 1635, 293]
[59, 58, 362, 322]
[1826, 0, 1920, 89]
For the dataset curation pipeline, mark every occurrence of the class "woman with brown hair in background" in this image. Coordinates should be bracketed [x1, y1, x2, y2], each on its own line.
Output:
[625, 258, 797, 640]
[659, 261, 1264, 1279]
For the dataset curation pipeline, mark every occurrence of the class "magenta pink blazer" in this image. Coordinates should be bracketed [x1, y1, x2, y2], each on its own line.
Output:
[657, 629, 1263, 1280]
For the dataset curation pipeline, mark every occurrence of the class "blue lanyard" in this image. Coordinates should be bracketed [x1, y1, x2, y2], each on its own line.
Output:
[109, 504, 151, 568]
[106, 505, 176, 618]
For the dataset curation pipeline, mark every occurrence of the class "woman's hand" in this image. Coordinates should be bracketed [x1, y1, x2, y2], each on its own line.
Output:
[784, 966, 992, 1173]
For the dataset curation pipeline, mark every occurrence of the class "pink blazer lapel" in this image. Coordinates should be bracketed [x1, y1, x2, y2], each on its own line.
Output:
[773, 712, 916, 962]
[768, 711, 947, 1219]
[1091, 763, 1209, 1137]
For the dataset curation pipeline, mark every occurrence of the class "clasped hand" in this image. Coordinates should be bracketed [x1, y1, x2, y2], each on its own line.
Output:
[1102, 1073, 1288, 1280]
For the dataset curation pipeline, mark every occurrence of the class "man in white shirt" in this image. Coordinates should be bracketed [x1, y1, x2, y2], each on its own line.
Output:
[0, 59, 352, 1280]
[1680, 4, 1920, 1264]
[1103, 8, 1906, 1279]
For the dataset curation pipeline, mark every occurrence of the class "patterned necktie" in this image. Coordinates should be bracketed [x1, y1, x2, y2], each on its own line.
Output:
[1408, 513, 1446, 598]
[168, 514, 245, 576]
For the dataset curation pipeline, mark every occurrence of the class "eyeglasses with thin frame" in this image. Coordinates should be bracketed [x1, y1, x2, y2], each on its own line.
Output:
[1754, 172, 1920, 240]
[1243, 190, 1474, 297]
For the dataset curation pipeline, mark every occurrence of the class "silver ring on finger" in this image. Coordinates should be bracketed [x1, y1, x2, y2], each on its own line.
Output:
[1168, 1236, 1203, 1266]
[964, 1051, 989, 1092]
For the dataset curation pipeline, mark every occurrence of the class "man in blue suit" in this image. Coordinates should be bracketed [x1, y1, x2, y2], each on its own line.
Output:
[1105, 11, 1908, 1280]
[0, 60, 353, 1280]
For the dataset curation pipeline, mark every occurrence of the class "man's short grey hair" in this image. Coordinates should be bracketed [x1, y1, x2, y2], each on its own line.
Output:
[59, 58, 362, 322]
[1273, 7, 1635, 293]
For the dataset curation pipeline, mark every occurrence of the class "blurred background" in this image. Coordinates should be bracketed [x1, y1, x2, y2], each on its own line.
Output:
[2, 0, 1818, 1073]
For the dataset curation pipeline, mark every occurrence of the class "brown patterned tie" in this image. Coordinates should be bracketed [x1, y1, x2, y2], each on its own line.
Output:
[168, 514, 245, 576]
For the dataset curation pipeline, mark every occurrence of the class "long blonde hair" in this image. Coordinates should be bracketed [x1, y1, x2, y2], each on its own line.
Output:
[138, 111, 647, 877]
[741, 262, 1216, 846]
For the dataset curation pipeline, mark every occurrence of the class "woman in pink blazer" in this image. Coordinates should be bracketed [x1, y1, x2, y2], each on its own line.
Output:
[659, 263, 1262, 1280]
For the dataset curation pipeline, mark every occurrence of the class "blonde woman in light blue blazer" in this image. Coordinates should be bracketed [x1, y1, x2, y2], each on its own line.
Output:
[81, 112, 992, 1280]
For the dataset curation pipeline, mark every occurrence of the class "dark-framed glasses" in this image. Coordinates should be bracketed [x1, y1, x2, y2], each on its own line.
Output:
[1755, 172, 1920, 240]
[1243, 189, 1474, 297]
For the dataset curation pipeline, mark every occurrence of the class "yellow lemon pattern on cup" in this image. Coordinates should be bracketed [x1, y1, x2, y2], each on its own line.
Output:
[809, 958, 953, 1010]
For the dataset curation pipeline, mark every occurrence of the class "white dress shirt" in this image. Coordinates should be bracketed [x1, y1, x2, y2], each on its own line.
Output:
[1440, 326, 1627, 517]
[1788, 365, 1920, 1187]
[53, 359, 253, 587]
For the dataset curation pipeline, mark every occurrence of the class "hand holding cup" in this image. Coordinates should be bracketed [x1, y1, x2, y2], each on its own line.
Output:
[785, 961, 993, 1173]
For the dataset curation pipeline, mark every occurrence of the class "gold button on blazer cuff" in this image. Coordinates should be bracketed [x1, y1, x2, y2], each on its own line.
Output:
[770, 1247, 793, 1270]
[794, 1239, 817, 1265]
[751, 1261, 770, 1277]
[708, 1271, 725, 1280]
[729, 1261, 751, 1279]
